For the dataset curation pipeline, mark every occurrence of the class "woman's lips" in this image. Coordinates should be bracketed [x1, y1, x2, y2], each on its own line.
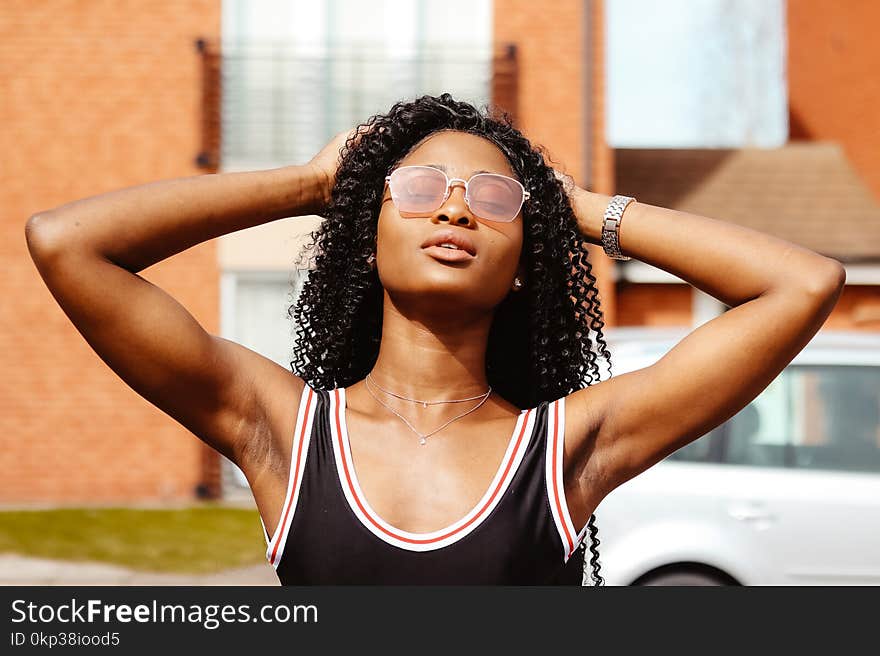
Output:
[421, 245, 476, 262]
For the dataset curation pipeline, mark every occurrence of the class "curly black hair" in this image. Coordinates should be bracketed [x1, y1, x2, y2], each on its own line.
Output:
[289, 93, 611, 586]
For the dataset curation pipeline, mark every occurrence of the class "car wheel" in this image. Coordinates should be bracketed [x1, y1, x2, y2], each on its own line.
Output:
[638, 571, 725, 586]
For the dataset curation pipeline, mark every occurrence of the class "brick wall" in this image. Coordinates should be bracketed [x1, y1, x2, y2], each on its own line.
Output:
[494, 0, 618, 325]
[824, 287, 880, 331]
[493, 0, 587, 182]
[788, 0, 880, 200]
[788, 1, 880, 334]
[2, 0, 221, 504]
[616, 284, 692, 327]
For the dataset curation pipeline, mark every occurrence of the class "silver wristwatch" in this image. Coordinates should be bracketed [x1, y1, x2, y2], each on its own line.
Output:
[601, 194, 635, 261]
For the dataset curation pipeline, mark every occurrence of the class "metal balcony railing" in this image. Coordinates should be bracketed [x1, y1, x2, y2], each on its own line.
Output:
[195, 39, 518, 172]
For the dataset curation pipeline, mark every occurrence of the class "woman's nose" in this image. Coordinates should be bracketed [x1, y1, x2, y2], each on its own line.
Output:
[432, 182, 476, 227]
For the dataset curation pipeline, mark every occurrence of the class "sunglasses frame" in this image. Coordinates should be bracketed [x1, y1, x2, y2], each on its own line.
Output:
[384, 165, 530, 223]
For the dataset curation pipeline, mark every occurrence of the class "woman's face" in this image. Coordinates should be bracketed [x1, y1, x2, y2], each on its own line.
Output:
[375, 130, 525, 313]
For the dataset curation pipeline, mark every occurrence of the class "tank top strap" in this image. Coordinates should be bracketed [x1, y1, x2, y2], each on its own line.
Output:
[264, 381, 320, 569]
[543, 394, 591, 563]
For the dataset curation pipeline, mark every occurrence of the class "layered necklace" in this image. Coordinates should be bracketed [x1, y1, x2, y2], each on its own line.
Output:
[364, 372, 492, 445]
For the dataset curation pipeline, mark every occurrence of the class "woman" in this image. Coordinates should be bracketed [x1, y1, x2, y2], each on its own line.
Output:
[25, 94, 845, 585]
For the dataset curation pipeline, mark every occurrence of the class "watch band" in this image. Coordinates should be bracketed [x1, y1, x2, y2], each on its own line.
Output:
[601, 195, 635, 261]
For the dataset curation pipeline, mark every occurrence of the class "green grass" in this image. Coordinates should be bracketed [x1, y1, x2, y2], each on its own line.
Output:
[0, 505, 267, 574]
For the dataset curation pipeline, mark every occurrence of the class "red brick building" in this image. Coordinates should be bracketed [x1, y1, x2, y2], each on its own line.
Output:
[5, 1, 222, 504]
[5, 0, 878, 505]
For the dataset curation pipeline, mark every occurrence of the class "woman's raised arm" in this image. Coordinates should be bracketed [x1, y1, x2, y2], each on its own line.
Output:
[562, 183, 846, 504]
[23, 130, 352, 467]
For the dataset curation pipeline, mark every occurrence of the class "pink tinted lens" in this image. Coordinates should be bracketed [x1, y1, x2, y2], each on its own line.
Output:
[467, 174, 524, 221]
[389, 167, 448, 213]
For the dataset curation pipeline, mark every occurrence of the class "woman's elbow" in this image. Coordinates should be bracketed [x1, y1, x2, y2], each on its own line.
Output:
[25, 212, 68, 260]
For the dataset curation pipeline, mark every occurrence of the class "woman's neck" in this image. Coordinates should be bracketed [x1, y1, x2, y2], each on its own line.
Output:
[367, 294, 493, 401]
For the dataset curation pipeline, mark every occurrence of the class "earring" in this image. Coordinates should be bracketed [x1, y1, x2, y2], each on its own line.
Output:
[513, 277, 523, 290]
[366, 253, 376, 268]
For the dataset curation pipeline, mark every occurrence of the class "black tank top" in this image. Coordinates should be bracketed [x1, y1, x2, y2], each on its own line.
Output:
[259, 384, 591, 585]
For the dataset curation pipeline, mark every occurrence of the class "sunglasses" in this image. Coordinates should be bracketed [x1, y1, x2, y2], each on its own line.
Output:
[384, 165, 530, 223]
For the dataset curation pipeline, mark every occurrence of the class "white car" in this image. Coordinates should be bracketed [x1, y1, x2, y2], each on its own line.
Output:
[592, 327, 880, 586]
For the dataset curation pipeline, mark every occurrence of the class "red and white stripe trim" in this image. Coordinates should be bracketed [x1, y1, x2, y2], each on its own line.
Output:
[546, 396, 590, 563]
[330, 387, 536, 552]
[264, 383, 317, 569]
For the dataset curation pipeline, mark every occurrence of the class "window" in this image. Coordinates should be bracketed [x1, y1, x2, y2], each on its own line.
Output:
[721, 365, 880, 473]
[788, 366, 880, 473]
[724, 377, 789, 468]
[221, 0, 493, 169]
[666, 426, 722, 463]
[222, 270, 310, 370]
[220, 269, 311, 490]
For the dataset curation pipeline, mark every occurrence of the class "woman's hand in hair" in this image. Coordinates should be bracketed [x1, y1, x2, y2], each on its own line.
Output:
[307, 126, 368, 211]
[551, 167, 577, 196]
[552, 168, 603, 245]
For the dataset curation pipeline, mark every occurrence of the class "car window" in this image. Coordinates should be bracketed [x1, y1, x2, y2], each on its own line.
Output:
[791, 366, 880, 473]
[666, 426, 722, 463]
[725, 378, 788, 468]
[723, 365, 880, 473]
